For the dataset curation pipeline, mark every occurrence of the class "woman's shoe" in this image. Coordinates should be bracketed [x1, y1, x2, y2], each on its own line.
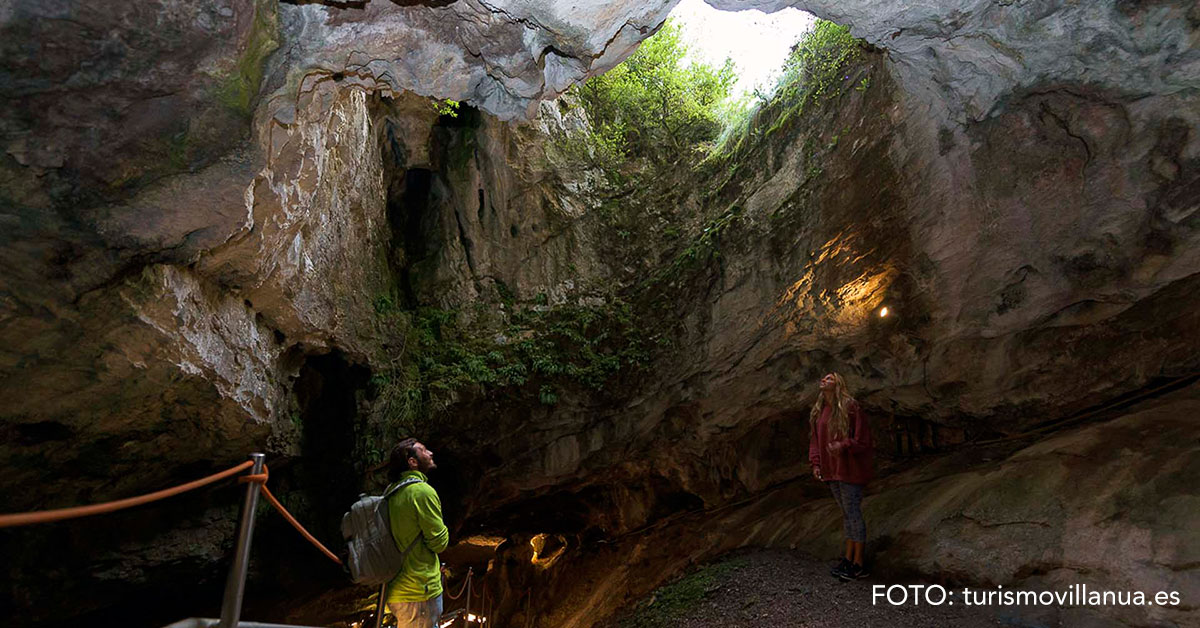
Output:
[830, 558, 852, 578]
[838, 562, 870, 581]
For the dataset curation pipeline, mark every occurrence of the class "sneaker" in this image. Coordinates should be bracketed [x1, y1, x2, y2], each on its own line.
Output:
[830, 558, 851, 578]
[838, 562, 870, 581]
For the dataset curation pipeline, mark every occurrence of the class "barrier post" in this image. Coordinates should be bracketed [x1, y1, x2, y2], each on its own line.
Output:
[374, 582, 387, 628]
[464, 568, 472, 624]
[218, 453, 266, 628]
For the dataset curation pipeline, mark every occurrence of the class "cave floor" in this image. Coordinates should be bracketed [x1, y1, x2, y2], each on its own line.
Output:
[603, 548, 1014, 628]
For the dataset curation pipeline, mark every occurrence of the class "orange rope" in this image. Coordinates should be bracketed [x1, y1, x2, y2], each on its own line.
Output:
[0, 460, 256, 529]
[240, 464, 343, 565]
[3, 457, 343, 567]
[444, 567, 473, 600]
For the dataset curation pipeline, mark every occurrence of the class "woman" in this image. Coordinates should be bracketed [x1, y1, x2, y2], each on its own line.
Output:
[808, 372, 873, 580]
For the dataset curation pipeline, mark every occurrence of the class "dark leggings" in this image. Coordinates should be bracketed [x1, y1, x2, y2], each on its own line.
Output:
[828, 481, 866, 542]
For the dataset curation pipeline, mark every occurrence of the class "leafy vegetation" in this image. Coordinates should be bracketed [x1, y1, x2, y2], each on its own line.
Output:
[638, 203, 745, 295]
[776, 20, 864, 107]
[358, 20, 871, 463]
[368, 292, 651, 439]
[711, 20, 865, 162]
[433, 99, 461, 118]
[568, 20, 736, 171]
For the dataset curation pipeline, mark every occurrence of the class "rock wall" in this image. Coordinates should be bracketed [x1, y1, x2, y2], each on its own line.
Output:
[396, 101, 610, 307]
[1, 7, 609, 619]
[722, 0, 1200, 121]
[494, 383, 1200, 628]
[1, 0, 1198, 626]
[437, 13, 1200, 625]
[0, 77, 390, 628]
[458, 43, 1200, 522]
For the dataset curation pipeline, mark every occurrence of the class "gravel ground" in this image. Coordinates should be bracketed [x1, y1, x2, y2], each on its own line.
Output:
[613, 549, 1012, 628]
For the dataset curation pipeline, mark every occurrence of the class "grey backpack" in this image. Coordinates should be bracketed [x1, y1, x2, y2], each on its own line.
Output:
[341, 477, 423, 585]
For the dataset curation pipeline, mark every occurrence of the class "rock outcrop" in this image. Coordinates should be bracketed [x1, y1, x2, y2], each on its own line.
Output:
[492, 383, 1200, 628]
[446, 41, 1199, 625]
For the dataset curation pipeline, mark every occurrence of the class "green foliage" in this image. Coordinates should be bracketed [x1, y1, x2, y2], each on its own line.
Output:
[495, 281, 516, 305]
[777, 20, 862, 105]
[710, 20, 864, 162]
[373, 293, 399, 315]
[538, 385, 559, 406]
[620, 556, 750, 628]
[370, 295, 650, 434]
[569, 20, 737, 168]
[676, 204, 743, 267]
[639, 203, 745, 292]
[709, 93, 760, 158]
[433, 99, 461, 117]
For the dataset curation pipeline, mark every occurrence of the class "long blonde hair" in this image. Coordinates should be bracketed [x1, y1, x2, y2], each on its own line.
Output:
[810, 372, 855, 440]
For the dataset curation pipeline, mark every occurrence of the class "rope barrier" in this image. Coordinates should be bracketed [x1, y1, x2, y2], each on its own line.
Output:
[239, 464, 343, 565]
[444, 567, 473, 600]
[0, 460, 255, 529]
[0, 456, 342, 567]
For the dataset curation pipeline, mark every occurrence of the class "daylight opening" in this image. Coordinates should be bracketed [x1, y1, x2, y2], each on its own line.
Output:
[669, 0, 817, 97]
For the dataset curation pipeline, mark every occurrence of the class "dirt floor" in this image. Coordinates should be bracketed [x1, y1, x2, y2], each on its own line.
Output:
[604, 548, 1018, 628]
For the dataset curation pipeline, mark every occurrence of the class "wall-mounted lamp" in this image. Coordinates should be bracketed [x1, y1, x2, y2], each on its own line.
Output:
[879, 306, 890, 318]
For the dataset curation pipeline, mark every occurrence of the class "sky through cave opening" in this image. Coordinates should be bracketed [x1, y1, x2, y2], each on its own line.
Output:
[669, 0, 816, 98]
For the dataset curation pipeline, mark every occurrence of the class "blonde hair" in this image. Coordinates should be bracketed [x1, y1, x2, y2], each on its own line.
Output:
[810, 372, 855, 440]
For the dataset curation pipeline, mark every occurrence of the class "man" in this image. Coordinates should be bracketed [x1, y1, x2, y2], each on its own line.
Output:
[385, 438, 450, 628]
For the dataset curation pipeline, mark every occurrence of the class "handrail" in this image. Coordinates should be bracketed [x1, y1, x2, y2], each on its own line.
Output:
[444, 567, 473, 600]
[165, 619, 325, 628]
[0, 460, 256, 528]
[2, 452, 357, 628]
[0, 457, 344, 565]
[239, 464, 342, 565]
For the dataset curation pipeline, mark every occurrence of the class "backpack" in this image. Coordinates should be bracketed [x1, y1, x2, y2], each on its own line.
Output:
[341, 477, 424, 585]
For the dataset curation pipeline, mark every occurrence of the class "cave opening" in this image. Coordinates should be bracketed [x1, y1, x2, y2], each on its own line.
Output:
[435, 102, 482, 129]
[244, 350, 371, 616]
[295, 351, 369, 534]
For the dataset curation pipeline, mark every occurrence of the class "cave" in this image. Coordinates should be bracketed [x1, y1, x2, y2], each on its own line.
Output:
[1, 0, 1198, 627]
[289, 351, 370, 558]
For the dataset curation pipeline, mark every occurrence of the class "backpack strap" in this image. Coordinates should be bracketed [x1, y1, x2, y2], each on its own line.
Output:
[382, 477, 427, 582]
[398, 531, 422, 559]
[382, 476, 424, 500]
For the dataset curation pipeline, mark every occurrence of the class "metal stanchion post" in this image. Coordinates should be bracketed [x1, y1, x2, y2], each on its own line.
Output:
[374, 582, 387, 628]
[464, 568, 472, 624]
[218, 453, 266, 628]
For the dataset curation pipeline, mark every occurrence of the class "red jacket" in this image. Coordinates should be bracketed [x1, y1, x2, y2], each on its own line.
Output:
[808, 400, 873, 484]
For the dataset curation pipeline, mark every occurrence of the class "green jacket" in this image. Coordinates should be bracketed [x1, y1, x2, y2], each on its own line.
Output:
[385, 470, 450, 603]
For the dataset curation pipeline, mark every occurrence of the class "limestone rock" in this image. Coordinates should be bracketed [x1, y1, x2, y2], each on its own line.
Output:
[495, 385, 1200, 628]
[0, 0, 1198, 626]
